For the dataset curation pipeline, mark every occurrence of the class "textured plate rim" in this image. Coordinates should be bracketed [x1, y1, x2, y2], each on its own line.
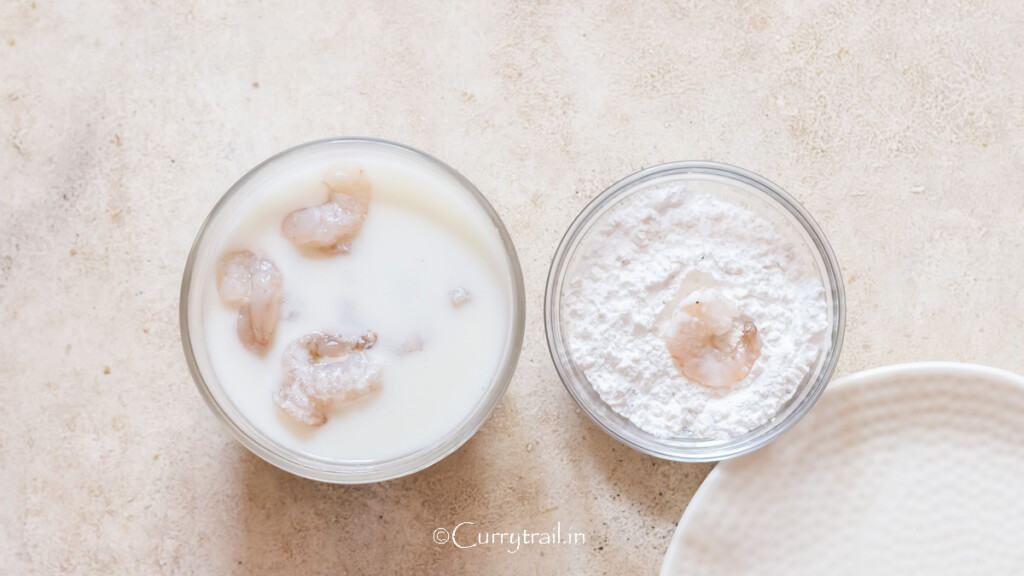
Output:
[660, 361, 1024, 576]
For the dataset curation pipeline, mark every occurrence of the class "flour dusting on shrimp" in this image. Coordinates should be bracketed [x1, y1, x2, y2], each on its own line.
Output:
[563, 185, 828, 439]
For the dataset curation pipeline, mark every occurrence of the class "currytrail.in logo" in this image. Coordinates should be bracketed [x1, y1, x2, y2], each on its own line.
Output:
[432, 521, 586, 554]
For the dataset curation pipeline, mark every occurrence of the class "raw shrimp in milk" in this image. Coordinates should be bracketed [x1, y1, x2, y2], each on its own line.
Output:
[275, 331, 382, 426]
[281, 166, 371, 253]
[202, 152, 513, 461]
[216, 250, 283, 353]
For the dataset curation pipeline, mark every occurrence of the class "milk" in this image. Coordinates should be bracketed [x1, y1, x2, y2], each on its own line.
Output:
[196, 146, 514, 462]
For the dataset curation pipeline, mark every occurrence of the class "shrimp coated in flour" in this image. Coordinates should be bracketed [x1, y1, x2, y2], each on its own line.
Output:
[217, 250, 283, 353]
[661, 291, 762, 389]
[281, 165, 372, 253]
[273, 331, 382, 426]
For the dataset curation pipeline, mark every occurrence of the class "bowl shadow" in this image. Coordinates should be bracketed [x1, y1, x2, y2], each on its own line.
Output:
[230, 417, 539, 574]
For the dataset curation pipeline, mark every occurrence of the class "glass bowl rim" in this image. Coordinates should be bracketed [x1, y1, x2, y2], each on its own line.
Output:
[543, 160, 846, 462]
[180, 137, 526, 483]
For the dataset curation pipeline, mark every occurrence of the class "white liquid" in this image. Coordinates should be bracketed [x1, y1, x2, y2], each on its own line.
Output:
[198, 147, 514, 462]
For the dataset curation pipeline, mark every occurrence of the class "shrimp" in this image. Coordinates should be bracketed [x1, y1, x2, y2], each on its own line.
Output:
[217, 251, 283, 353]
[281, 165, 372, 253]
[273, 331, 382, 426]
[661, 291, 762, 389]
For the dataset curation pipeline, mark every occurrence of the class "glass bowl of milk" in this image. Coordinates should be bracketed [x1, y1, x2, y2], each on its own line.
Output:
[545, 161, 845, 462]
[180, 138, 525, 483]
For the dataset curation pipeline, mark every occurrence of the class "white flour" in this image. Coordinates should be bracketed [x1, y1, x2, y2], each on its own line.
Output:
[563, 181, 829, 439]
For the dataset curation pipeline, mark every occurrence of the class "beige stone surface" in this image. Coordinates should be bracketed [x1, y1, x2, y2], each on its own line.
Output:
[2, 1, 1023, 574]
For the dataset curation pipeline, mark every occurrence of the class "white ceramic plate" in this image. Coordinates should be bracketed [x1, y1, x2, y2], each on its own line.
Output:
[661, 363, 1024, 576]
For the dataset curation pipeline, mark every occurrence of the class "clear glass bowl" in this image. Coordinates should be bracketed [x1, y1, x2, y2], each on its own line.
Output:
[544, 161, 845, 462]
[180, 138, 526, 483]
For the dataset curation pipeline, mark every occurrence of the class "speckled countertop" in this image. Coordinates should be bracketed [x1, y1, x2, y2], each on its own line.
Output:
[2, 1, 1024, 574]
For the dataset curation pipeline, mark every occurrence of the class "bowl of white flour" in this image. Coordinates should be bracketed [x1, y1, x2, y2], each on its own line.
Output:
[545, 162, 845, 462]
